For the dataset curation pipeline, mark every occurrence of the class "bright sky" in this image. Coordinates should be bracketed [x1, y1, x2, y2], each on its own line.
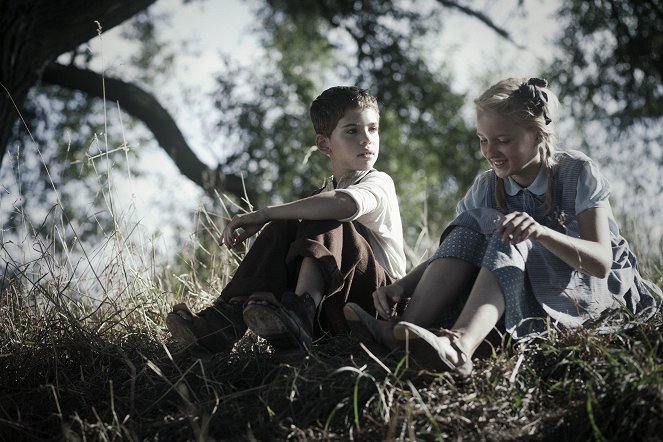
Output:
[115, 0, 561, 157]
[3, 1, 658, 290]
[96, 0, 566, 261]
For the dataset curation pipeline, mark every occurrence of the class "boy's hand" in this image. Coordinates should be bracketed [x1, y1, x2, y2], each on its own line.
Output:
[373, 284, 404, 319]
[221, 210, 268, 247]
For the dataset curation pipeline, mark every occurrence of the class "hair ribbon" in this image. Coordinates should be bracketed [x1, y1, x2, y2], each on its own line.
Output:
[517, 77, 552, 125]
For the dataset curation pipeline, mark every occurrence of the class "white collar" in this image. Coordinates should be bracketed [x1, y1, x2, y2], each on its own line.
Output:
[504, 166, 548, 196]
[324, 169, 373, 190]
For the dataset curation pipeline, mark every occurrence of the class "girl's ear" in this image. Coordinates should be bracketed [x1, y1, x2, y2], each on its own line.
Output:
[316, 134, 331, 155]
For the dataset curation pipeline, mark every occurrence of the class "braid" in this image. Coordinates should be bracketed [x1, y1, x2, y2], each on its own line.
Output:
[494, 147, 556, 215]
[542, 145, 556, 215]
[476, 77, 560, 215]
[495, 177, 507, 211]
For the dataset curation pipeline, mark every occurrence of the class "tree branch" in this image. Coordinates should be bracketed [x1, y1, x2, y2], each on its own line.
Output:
[33, 0, 159, 60]
[0, 0, 157, 165]
[435, 0, 525, 49]
[41, 62, 246, 200]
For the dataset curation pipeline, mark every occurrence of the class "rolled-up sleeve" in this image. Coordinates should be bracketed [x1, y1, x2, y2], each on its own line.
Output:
[335, 173, 390, 223]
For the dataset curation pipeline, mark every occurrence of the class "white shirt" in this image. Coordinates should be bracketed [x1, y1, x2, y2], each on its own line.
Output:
[323, 170, 406, 279]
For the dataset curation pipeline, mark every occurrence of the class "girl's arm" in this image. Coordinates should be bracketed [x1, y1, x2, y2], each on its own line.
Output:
[498, 207, 613, 278]
[222, 192, 357, 247]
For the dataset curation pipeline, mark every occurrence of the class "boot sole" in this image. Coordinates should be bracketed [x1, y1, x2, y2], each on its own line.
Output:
[243, 303, 311, 352]
[166, 312, 213, 358]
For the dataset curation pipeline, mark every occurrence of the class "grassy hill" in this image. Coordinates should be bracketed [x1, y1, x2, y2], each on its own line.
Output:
[1, 244, 661, 441]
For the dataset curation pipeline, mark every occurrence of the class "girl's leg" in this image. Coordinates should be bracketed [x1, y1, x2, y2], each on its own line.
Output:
[448, 267, 505, 362]
[348, 226, 485, 350]
[394, 266, 505, 370]
[371, 257, 478, 348]
[399, 225, 487, 329]
[399, 257, 479, 327]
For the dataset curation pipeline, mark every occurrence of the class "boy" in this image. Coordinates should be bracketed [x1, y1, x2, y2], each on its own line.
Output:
[166, 86, 406, 354]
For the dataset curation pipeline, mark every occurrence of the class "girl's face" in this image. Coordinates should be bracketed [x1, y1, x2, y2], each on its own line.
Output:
[476, 108, 541, 186]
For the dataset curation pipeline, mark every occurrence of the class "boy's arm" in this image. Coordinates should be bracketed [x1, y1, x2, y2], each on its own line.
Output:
[263, 191, 357, 221]
[221, 192, 357, 247]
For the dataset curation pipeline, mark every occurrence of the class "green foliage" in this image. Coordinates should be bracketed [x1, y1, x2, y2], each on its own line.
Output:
[1, 8, 175, 249]
[2, 88, 122, 252]
[216, 0, 482, 255]
[551, 0, 663, 130]
[546, 0, 663, 262]
[119, 8, 177, 84]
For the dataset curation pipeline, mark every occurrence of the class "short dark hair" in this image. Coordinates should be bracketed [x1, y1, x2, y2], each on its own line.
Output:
[310, 86, 379, 137]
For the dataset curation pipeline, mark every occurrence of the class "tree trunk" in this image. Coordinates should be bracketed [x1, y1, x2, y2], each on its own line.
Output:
[0, 0, 156, 163]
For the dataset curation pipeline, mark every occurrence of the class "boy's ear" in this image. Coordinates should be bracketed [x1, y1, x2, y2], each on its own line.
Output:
[315, 134, 331, 155]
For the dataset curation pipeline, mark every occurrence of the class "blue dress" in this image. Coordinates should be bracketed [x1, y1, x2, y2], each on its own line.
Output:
[432, 150, 661, 338]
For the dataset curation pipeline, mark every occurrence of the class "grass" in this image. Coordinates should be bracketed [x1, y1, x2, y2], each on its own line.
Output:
[1, 211, 662, 441]
[1, 93, 662, 440]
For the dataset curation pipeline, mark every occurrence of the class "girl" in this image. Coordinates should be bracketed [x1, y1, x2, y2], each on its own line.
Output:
[344, 77, 661, 377]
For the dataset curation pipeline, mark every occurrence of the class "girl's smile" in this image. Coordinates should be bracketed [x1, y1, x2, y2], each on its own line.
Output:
[476, 108, 541, 186]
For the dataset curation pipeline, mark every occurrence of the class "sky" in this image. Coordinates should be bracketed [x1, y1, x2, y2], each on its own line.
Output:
[73, 0, 588, 266]
[97, 0, 560, 165]
[2, 0, 659, 297]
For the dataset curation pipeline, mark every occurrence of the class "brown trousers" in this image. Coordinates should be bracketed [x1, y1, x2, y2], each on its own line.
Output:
[217, 219, 395, 336]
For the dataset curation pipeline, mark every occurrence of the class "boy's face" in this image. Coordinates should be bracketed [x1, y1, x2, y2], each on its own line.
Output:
[316, 107, 380, 178]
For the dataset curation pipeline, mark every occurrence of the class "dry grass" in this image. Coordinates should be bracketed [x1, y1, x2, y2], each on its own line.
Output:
[1, 165, 661, 440]
[1, 244, 661, 441]
[1, 98, 661, 440]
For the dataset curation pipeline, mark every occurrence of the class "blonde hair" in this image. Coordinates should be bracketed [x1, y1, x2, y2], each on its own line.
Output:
[474, 77, 560, 214]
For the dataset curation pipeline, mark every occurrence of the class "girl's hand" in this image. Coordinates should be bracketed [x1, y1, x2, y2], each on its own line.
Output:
[496, 211, 544, 245]
[373, 284, 404, 319]
[221, 210, 268, 247]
